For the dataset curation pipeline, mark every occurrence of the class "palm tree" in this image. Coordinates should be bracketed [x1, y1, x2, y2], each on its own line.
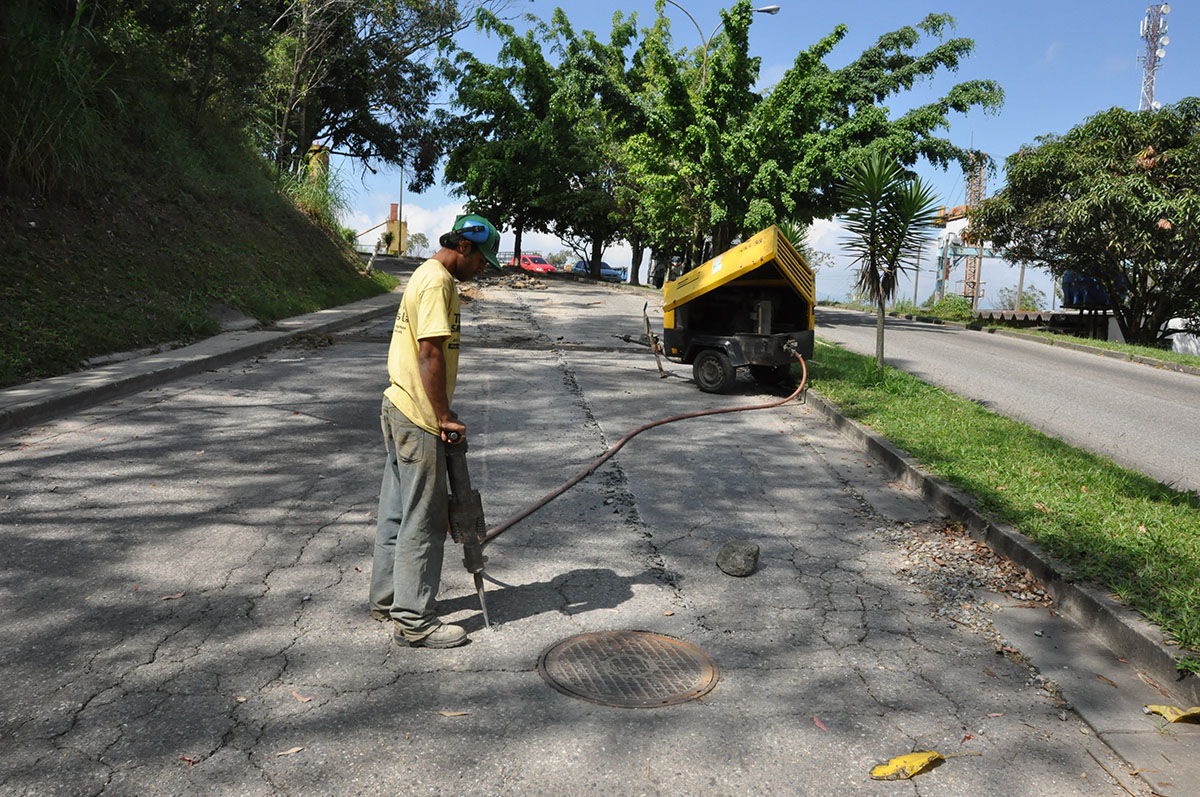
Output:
[840, 152, 940, 367]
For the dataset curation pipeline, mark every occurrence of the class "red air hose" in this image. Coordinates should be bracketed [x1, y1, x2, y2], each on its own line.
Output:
[482, 355, 808, 546]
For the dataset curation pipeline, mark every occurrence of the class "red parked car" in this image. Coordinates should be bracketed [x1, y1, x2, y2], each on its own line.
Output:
[509, 254, 555, 274]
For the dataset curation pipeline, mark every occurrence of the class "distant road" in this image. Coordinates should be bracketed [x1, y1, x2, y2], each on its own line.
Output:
[816, 307, 1200, 494]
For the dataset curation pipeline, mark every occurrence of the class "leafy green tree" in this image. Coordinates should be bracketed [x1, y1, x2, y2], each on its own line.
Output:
[260, 1, 514, 186]
[840, 152, 940, 367]
[749, 12, 1002, 232]
[972, 100, 1200, 346]
[693, 2, 763, 255]
[441, 9, 564, 260]
[619, 10, 699, 269]
[995, 285, 1047, 311]
[619, 5, 1001, 266]
[438, 5, 999, 286]
[540, 9, 644, 280]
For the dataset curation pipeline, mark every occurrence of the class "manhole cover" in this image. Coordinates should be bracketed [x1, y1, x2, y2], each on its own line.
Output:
[537, 630, 719, 708]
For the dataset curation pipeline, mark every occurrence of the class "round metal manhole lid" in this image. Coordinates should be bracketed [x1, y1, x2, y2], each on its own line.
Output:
[537, 630, 719, 708]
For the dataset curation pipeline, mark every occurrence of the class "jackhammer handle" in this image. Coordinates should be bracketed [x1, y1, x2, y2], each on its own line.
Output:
[446, 430, 462, 444]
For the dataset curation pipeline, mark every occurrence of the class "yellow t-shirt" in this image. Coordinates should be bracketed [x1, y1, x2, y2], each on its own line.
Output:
[383, 259, 461, 434]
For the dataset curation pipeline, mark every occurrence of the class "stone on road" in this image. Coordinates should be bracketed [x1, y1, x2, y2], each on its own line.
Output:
[716, 541, 760, 577]
[0, 278, 1160, 795]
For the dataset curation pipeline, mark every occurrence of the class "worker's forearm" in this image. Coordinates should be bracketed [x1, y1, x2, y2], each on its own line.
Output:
[418, 345, 453, 422]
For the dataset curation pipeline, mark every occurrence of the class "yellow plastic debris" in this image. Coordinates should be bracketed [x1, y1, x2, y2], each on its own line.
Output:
[1144, 704, 1200, 723]
[869, 751, 943, 780]
[869, 750, 982, 780]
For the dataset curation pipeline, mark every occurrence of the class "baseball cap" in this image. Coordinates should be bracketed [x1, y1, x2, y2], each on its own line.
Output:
[452, 214, 501, 270]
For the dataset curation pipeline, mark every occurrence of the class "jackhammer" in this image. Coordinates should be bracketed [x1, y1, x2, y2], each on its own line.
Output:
[446, 351, 808, 630]
[444, 432, 491, 628]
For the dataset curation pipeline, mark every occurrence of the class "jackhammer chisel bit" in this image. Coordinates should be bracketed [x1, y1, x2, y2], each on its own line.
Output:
[444, 433, 492, 628]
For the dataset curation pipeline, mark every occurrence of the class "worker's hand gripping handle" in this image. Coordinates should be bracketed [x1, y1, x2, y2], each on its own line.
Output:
[445, 438, 487, 574]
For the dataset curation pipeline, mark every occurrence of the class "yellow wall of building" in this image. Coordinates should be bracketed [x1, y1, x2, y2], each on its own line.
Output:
[384, 219, 408, 255]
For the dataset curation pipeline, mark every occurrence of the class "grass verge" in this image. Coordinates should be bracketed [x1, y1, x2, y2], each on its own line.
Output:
[994, 328, 1200, 369]
[808, 342, 1200, 671]
[1, 132, 394, 387]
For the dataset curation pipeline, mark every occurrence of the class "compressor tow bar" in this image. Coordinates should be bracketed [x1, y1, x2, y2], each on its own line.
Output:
[447, 353, 808, 629]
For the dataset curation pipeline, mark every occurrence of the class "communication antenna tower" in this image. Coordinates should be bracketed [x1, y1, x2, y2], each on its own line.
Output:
[1139, 4, 1172, 111]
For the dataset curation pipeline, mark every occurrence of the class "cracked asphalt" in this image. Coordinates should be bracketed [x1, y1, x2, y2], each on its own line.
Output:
[0, 278, 1151, 795]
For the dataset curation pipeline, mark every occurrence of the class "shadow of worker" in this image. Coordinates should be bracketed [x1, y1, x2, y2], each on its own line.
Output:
[438, 567, 664, 632]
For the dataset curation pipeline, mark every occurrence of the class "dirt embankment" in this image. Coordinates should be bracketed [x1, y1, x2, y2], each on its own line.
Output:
[1, 150, 388, 388]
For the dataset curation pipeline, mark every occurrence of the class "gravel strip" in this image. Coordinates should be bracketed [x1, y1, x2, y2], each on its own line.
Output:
[878, 521, 1077, 706]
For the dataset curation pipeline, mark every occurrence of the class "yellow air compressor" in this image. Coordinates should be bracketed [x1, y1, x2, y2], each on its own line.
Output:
[662, 225, 815, 393]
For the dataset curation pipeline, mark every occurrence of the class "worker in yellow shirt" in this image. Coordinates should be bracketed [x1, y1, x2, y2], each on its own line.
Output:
[369, 214, 501, 648]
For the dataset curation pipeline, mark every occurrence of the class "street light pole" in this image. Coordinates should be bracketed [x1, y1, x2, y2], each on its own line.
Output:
[660, 1, 780, 88]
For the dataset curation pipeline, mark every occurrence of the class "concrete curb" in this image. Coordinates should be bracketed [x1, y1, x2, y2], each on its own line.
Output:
[879, 309, 1200, 377]
[801, 388, 1200, 706]
[0, 291, 401, 435]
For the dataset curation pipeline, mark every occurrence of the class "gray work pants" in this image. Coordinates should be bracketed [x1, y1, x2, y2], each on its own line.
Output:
[369, 398, 448, 640]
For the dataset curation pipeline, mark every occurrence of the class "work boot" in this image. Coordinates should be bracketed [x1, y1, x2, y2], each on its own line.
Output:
[399, 623, 467, 649]
[370, 608, 389, 622]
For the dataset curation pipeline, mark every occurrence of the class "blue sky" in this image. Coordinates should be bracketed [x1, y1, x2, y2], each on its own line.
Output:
[338, 1, 1195, 306]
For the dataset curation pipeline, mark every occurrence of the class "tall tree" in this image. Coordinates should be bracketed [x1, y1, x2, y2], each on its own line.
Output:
[694, 1, 762, 255]
[840, 152, 940, 367]
[972, 100, 1200, 346]
[620, 10, 699, 268]
[748, 12, 1002, 231]
[622, 6, 1002, 265]
[441, 10, 563, 259]
[261, 0, 513, 187]
[541, 9, 643, 280]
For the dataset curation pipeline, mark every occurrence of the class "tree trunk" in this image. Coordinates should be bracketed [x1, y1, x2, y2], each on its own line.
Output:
[629, 237, 644, 287]
[1015, 261, 1026, 312]
[590, 237, 602, 279]
[276, 16, 308, 170]
[876, 297, 887, 368]
[513, 224, 523, 264]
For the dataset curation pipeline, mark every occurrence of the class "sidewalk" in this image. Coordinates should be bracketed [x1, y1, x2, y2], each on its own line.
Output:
[0, 292, 402, 435]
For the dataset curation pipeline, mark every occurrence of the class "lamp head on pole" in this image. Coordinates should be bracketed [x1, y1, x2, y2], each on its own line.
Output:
[755, 5, 781, 13]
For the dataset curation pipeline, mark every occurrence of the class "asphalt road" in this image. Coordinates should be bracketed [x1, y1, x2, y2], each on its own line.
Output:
[0, 280, 1167, 795]
[816, 307, 1200, 494]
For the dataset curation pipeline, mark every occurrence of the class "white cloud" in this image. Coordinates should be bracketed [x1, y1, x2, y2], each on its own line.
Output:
[1045, 40, 1064, 63]
[402, 201, 468, 248]
[806, 217, 843, 253]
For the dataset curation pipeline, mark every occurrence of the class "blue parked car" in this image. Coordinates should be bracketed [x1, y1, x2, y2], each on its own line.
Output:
[572, 260, 627, 282]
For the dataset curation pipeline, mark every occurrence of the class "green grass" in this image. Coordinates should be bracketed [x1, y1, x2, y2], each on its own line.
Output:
[808, 342, 1200, 670]
[1, 123, 394, 387]
[997, 328, 1200, 369]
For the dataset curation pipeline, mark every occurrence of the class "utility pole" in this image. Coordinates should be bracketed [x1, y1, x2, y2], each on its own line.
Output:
[912, 247, 922, 307]
[1139, 4, 1172, 111]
